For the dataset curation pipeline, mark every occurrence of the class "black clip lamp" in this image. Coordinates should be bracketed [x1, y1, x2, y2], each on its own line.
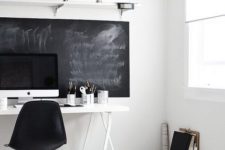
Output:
[117, 3, 135, 16]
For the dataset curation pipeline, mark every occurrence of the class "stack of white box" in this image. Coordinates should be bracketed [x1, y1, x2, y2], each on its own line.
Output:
[161, 123, 169, 150]
[0, 98, 7, 110]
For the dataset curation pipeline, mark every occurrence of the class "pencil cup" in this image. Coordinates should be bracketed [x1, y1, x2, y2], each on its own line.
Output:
[90, 94, 94, 104]
[82, 94, 94, 105]
[97, 90, 108, 104]
[81, 94, 86, 104]
[0, 98, 7, 110]
[66, 94, 76, 106]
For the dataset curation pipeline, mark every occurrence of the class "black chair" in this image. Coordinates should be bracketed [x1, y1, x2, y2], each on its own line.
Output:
[7, 101, 67, 150]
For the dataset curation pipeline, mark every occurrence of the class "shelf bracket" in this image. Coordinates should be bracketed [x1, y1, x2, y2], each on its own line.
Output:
[117, 3, 135, 16]
[54, 4, 64, 16]
[96, 0, 103, 3]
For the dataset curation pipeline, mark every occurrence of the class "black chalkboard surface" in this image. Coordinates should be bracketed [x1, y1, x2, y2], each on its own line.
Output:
[0, 18, 129, 97]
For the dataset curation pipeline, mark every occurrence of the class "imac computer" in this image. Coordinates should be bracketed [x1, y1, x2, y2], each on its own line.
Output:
[0, 54, 59, 103]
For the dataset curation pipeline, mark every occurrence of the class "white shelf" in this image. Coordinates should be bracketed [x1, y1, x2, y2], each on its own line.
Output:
[0, 0, 137, 7]
[0, 0, 137, 16]
[0, 0, 62, 7]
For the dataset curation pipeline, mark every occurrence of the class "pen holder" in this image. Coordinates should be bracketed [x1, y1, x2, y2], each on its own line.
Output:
[0, 98, 7, 110]
[82, 93, 94, 105]
[66, 94, 76, 106]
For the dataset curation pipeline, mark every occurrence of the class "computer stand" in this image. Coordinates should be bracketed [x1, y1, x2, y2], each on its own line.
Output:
[17, 97, 36, 104]
[13, 97, 36, 108]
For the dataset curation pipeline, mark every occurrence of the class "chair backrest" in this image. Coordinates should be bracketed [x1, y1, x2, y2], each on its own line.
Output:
[8, 101, 67, 150]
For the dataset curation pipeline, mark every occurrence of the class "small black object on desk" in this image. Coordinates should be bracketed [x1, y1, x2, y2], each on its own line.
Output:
[63, 104, 84, 107]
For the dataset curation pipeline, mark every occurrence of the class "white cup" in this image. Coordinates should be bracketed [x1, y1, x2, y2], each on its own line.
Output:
[82, 93, 94, 105]
[0, 98, 7, 110]
[98, 90, 108, 104]
[66, 94, 76, 106]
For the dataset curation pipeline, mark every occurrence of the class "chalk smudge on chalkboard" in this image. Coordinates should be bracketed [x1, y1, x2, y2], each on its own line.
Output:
[21, 25, 52, 52]
[0, 23, 52, 52]
[66, 24, 126, 89]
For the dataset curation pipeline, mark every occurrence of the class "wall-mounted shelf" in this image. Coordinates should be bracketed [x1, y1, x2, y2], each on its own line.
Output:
[0, 0, 138, 16]
[0, 0, 61, 7]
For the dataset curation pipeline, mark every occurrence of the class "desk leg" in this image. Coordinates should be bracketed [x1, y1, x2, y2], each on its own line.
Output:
[102, 112, 113, 150]
[100, 113, 114, 150]
[82, 113, 94, 150]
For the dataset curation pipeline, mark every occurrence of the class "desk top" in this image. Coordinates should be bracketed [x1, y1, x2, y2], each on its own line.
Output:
[0, 104, 130, 115]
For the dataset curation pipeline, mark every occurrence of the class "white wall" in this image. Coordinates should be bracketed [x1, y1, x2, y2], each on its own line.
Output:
[0, 0, 167, 150]
[167, 0, 225, 149]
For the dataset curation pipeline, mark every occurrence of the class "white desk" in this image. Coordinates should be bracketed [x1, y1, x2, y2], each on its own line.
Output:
[0, 104, 130, 150]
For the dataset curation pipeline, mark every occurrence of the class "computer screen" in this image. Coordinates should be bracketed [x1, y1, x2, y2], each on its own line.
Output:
[0, 54, 58, 90]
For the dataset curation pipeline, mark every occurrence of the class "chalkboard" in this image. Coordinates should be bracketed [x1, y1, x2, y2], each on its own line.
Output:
[0, 18, 129, 97]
